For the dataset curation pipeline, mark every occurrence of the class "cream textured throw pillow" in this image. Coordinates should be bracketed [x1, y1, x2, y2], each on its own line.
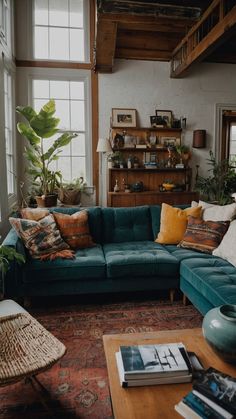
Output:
[213, 220, 236, 267]
[191, 200, 236, 221]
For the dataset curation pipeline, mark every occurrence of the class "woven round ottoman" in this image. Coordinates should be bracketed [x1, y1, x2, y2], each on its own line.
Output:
[0, 311, 66, 386]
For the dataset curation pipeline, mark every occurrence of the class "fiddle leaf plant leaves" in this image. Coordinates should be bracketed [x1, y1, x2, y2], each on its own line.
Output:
[16, 99, 78, 196]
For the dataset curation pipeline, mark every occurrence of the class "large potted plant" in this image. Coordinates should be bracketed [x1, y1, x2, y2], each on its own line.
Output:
[16, 100, 77, 207]
[196, 150, 236, 204]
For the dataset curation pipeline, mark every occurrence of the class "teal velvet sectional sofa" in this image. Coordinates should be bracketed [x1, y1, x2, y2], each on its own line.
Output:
[3, 205, 236, 315]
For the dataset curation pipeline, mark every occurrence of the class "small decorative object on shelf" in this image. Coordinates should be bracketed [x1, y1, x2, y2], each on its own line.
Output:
[114, 179, 119, 192]
[202, 304, 236, 364]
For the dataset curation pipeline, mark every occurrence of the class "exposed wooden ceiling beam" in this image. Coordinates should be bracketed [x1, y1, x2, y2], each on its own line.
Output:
[98, 12, 196, 26]
[116, 47, 171, 61]
[97, 1, 201, 19]
[170, 1, 236, 78]
[95, 20, 117, 72]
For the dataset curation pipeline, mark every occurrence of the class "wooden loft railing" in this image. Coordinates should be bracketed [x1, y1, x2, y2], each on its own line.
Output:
[170, 0, 236, 78]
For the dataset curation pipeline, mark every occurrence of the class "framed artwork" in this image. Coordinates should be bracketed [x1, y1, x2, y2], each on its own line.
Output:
[155, 110, 173, 128]
[150, 115, 165, 127]
[112, 108, 137, 128]
[160, 137, 181, 147]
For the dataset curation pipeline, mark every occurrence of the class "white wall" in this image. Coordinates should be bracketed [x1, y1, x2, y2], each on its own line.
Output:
[99, 59, 236, 205]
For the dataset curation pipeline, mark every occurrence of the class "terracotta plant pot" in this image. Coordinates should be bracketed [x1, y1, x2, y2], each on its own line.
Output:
[36, 194, 58, 208]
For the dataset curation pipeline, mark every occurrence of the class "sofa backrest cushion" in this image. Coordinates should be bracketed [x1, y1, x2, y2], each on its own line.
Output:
[101, 206, 153, 243]
[51, 207, 102, 244]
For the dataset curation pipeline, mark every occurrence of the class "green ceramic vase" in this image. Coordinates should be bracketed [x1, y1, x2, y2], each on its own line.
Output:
[202, 304, 236, 364]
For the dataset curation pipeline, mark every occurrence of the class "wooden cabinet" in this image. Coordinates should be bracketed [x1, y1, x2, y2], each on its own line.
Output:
[108, 127, 198, 207]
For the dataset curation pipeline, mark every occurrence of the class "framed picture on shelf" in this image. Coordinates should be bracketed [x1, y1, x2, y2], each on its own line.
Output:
[160, 137, 181, 147]
[150, 115, 165, 128]
[112, 108, 137, 128]
[155, 110, 173, 128]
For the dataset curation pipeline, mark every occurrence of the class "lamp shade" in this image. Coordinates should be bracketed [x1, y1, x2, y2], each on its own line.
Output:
[96, 138, 112, 153]
[193, 130, 206, 148]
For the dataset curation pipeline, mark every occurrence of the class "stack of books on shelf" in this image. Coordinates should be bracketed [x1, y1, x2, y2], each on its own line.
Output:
[115, 342, 193, 387]
[175, 367, 236, 419]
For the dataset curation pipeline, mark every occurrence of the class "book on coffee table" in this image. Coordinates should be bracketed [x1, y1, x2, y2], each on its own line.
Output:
[116, 351, 192, 388]
[119, 342, 191, 380]
[193, 367, 236, 416]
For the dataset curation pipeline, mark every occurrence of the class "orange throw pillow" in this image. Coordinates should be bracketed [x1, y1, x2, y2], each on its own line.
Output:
[53, 210, 95, 249]
[155, 203, 202, 244]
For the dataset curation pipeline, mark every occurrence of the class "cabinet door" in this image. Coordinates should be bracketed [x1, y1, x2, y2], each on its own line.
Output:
[108, 193, 136, 207]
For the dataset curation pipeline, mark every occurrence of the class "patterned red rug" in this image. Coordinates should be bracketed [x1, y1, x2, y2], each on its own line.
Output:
[0, 298, 202, 419]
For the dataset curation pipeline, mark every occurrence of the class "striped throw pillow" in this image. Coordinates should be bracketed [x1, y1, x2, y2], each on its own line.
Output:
[178, 216, 229, 254]
[53, 210, 95, 249]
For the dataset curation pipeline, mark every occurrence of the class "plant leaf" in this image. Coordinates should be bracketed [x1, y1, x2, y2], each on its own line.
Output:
[16, 106, 37, 122]
[17, 122, 41, 146]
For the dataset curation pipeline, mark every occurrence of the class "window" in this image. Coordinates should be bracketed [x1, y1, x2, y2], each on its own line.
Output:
[33, 0, 88, 62]
[0, 0, 11, 47]
[229, 123, 236, 165]
[4, 68, 15, 199]
[32, 76, 91, 182]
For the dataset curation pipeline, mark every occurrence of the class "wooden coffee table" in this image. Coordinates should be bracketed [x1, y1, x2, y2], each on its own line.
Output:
[103, 328, 236, 419]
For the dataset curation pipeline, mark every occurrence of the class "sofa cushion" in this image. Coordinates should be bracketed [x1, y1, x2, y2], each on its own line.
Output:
[51, 207, 102, 244]
[103, 241, 179, 278]
[192, 200, 236, 221]
[9, 215, 74, 261]
[180, 257, 236, 307]
[22, 245, 106, 283]
[213, 219, 236, 267]
[101, 206, 153, 243]
[155, 204, 202, 244]
[53, 210, 95, 249]
[150, 205, 189, 239]
[178, 216, 229, 254]
[20, 208, 50, 221]
[165, 245, 214, 262]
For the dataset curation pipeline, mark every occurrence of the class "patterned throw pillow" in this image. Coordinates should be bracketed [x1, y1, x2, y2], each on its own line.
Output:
[9, 214, 74, 261]
[155, 203, 202, 244]
[53, 210, 95, 249]
[20, 208, 50, 221]
[178, 216, 230, 254]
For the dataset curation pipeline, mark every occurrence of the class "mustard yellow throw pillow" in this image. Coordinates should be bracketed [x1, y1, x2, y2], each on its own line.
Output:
[155, 203, 202, 244]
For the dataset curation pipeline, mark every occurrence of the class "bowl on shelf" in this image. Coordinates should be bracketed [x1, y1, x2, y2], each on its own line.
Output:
[162, 183, 175, 191]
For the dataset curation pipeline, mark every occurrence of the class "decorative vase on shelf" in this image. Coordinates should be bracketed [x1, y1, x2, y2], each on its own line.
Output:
[202, 304, 236, 364]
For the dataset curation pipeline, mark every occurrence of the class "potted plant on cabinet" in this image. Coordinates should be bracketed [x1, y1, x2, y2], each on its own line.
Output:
[16, 100, 77, 207]
[58, 177, 86, 205]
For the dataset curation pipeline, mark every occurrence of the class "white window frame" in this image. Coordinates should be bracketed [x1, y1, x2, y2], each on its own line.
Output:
[27, 67, 92, 185]
[215, 103, 236, 160]
[32, 0, 90, 63]
[3, 61, 17, 206]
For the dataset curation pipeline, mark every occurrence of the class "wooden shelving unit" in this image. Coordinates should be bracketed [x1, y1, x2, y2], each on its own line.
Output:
[108, 126, 198, 207]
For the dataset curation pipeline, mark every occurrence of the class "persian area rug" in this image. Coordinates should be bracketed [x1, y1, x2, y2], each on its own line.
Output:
[0, 298, 202, 419]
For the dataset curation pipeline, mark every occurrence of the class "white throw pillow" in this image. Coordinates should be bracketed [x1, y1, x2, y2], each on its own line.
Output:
[191, 200, 236, 221]
[213, 220, 236, 267]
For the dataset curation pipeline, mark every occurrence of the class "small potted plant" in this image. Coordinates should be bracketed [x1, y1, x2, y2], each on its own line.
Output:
[176, 145, 191, 167]
[162, 179, 175, 191]
[16, 100, 77, 207]
[0, 245, 25, 298]
[58, 177, 86, 205]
